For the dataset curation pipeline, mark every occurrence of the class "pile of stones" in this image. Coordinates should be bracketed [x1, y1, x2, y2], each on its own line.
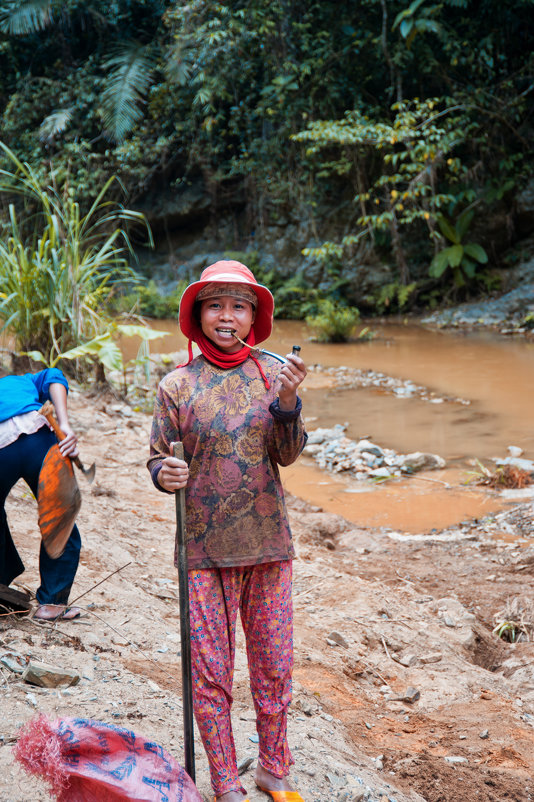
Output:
[304, 424, 445, 481]
[308, 365, 470, 405]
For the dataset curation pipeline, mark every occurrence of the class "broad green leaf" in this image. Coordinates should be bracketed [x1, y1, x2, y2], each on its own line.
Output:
[448, 244, 464, 267]
[437, 216, 459, 244]
[429, 250, 450, 277]
[21, 350, 47, 364]
[464, 243, 488, 263]
[62, 335, 124, 372]
[455, 209, 474, 241]
[400, 19, 413, 38]
[392, 0, 427, 29]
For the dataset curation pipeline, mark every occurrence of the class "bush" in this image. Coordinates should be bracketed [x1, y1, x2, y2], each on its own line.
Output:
[117, 280, 187, 319]
[306, 300, 360, 343]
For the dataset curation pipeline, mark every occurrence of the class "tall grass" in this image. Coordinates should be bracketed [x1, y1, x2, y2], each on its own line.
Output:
[0, 141, 152, 367]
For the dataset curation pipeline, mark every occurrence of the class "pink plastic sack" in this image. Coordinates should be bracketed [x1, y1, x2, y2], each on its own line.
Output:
[14, 715, 203, 802]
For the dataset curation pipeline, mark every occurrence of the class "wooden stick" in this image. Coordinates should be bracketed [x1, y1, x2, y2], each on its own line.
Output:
[172, 441, 195, 783]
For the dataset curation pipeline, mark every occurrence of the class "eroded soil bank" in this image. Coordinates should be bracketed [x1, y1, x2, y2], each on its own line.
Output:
[2, 391, 534, 802]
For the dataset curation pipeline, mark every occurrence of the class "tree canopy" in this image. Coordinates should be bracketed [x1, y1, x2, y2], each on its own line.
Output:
[0, 0, 533, 301]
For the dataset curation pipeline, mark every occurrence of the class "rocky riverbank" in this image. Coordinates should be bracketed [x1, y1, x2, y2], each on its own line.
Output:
[1, 387, 534, 802]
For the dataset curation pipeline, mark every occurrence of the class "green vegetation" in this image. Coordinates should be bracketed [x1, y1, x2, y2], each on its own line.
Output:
[0, 141, 153, 379]
[0, 1, 531, 319]
[306, 300, 361, 343]
[116, 279, 187, 319]
[493, 598, 534, 643]
[429, 211, 488, 289]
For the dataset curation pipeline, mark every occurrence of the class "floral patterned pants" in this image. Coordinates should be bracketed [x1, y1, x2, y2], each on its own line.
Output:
[187, 560, 294, 797]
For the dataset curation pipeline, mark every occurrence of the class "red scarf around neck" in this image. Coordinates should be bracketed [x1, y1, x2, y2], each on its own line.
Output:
[178, 327, 270, 389]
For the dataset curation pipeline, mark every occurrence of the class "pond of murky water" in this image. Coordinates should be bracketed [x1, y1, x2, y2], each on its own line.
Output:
[122, 317, 534, 533]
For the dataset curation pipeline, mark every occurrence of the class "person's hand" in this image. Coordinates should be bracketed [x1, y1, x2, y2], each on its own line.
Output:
[157, 456, 189, 491]
[277, 353, 307, 411]
[56, 424, 79, 458]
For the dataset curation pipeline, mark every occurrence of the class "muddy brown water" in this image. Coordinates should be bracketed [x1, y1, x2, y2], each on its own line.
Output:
[124, 318, 534, 533]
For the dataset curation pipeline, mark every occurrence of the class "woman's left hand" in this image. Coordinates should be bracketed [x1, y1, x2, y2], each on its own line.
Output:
[277, 353, 307, 411]
[57, 425, 79, 458]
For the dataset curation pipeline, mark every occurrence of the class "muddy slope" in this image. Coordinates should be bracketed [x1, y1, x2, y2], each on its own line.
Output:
[1, 392, 533, 802]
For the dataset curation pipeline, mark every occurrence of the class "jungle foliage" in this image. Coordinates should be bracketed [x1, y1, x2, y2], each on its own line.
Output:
[0, 141, 153, 376]
[0, 0, 532, 314]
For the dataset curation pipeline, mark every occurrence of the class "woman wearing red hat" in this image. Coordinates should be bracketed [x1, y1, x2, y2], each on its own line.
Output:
[148, 261, 307, 802]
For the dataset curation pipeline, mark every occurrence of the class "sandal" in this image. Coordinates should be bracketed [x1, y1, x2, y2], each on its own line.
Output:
[255, 787, 304, 801]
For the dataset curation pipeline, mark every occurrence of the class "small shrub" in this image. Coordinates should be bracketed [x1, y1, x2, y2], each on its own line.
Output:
[467, 459, 532, 489]
[493, 597, 534, 643]
[306, 300, 360, 343]
[368, 281, 417, 314]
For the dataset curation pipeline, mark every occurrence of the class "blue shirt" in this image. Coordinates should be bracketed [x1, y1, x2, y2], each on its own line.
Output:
[0, 369, 68, 423]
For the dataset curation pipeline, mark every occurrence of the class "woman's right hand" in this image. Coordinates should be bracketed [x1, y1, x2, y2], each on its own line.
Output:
[157, 457, 189, 492]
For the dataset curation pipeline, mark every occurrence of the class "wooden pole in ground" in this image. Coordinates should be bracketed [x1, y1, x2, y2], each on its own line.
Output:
[172, 441, 195, 783]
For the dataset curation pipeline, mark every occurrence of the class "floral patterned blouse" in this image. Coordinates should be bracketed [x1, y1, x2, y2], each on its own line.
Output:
[147, 354, 307, 570]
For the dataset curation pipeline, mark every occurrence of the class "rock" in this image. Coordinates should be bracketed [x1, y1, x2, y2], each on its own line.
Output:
[479, 729, 489, 739]
[390, 687, 420, 704]
[445, 755, 469, 764]
[369, 468, 391, 479]
[0, 652, 28, 674]
[237, 756, 254, 774]
[356, 440, 384, 457]
[338, 791, 365, 802]
[295, 698, 317, 716]
[400, 452, 446, 472]
[495, 456, 534, 473]
[508, 446, 524, 458]
[327, 631, 349, 649]
[325, 539, 337, 550]
[419, 652, 443, 664]
[372, 754, 384, 770]
[21, 660, 80, 688]
[397, 653, 418, 667]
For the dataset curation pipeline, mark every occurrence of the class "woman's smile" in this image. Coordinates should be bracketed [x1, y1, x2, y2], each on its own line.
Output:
[200, 296, 255, 353]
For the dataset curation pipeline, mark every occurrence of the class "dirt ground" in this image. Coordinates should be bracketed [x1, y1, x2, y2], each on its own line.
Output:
[1, 387, 534, 802]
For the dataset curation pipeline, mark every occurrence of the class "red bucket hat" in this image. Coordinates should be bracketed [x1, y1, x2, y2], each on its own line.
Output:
[179, 260, 274, 344]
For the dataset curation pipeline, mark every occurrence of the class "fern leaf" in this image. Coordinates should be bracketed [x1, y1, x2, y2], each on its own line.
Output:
[39, 108, 73, 142]
[0, 0, 52, 35]
[101, 42, 154, 142]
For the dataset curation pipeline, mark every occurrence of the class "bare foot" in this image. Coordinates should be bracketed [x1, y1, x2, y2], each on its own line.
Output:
[254, 763, 294, 793]
[215, 791, 248, 802]
[34, 605, 81, 621]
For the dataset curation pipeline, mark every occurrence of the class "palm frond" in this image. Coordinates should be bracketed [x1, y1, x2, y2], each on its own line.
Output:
[164, 42, 192, 86]
[101, 42, 154, 143]
[39, 108, 73, 143]
[0, 0, 52, 35]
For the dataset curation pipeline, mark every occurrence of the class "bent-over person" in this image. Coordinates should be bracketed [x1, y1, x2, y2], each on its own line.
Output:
[0, 367, 82, 621]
